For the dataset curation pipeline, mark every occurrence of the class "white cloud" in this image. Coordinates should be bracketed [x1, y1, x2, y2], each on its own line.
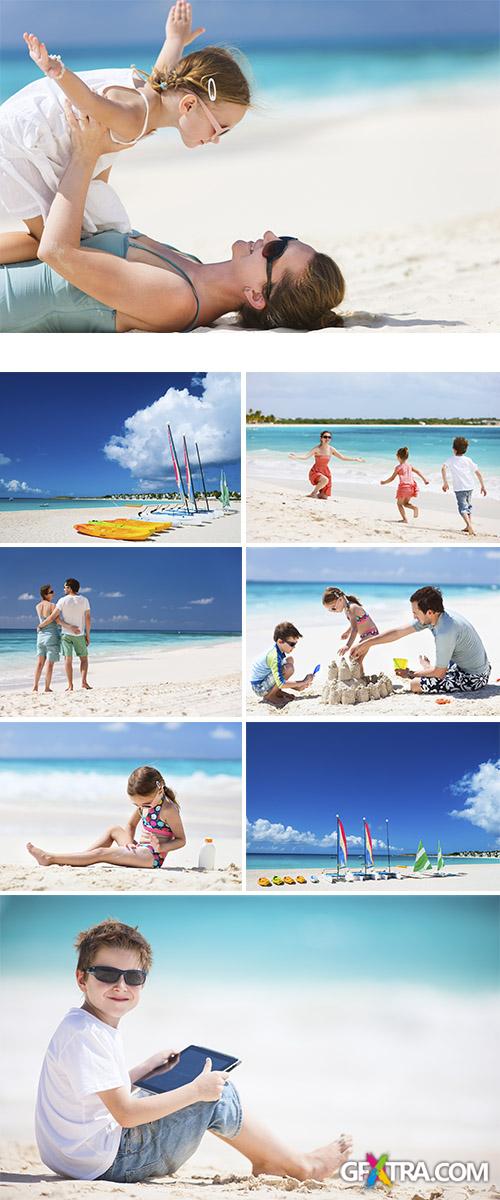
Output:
[485, 552, 500, 560]
[449, 759, 500, 844]
[102, 374, 240, 484]
[0, 478, 43, 494]
[0, 453, 11, 466]
[79, 587, 92, 594]
[101, 723, 128, 733]
[110, 614, 129, 621]
[190, 597, 214, 606]
[100, 591, 124, 598]
[247, 818, 398, 852]
[18, 592, 35, 601]
[164, 723, 182, 730]
[211, 727, 235, 740]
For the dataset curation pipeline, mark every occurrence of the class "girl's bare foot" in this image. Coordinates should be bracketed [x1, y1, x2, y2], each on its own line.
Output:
[413, 506, 419, 518]
[65, 686, 73, 692]
[44, 687, 53, 693]
[32, 686, 38, 693]
[82, 682, 92, 689]
[27, 842, 54, 866]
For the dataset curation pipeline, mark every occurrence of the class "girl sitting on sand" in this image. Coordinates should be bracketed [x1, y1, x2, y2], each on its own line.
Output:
[322, 586, 380, 664]
[27, 765, 186, 871]
[0, 1, 250, 262]
[380, 446, 429, 523]
[289, 433, 364, 499]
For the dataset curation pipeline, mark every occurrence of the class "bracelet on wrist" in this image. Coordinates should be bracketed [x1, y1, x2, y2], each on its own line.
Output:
[50, 54, 66, 79]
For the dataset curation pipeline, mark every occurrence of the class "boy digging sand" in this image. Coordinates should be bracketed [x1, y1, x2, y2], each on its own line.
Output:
[441, 436, 487, 536]
[36, 919, 351, 1183]
[250, 622, 314, 708]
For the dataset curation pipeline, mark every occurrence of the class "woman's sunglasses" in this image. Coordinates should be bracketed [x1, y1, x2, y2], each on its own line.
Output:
[87, 966, 147, 986]
[262, 236, 297, 297]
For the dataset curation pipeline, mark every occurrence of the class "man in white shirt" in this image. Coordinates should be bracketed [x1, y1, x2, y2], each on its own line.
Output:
[38, 577, 91, 690]
[441, 436, 487, 536]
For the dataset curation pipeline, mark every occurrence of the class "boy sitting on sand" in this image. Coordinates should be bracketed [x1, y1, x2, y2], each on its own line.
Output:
[441, 436, 487, 536]
[250, 621, 314, 709]
[35, 918, 351, 1183]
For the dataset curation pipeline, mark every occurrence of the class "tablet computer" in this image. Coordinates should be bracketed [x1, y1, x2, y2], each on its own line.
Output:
[136, 1044, 241, 1093]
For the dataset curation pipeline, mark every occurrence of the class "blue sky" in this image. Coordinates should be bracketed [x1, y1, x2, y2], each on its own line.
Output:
[0, 373, 241, 496]
[1, 895, 498, 992]
[247, 724, 500, 852]
[247, 547, 500, 587]
[247, 373, 500, 420]
[0, 722, 241, 760]
[0, 548, 241, 631]
[3, 2, 497, 51]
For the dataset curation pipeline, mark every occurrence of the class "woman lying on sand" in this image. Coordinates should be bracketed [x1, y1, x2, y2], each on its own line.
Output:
[290, 432, 364, 499]
[0, 111, 345, 332]
[27, 765, 187, 871]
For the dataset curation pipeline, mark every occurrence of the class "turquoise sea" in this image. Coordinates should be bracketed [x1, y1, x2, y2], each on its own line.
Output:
[0, 756, 241, 779]
[247, 581, 495, 629]
[2, 44, 499, 106]
[247, 852, 498, 870]
[0, 629, 239, 688]
[0, 498, 141, 513]
[247, 425, 500, 499]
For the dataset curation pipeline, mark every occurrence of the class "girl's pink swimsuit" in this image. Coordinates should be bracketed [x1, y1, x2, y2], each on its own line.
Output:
[127, 802, 175, 869]
[309, 454, 332, 498]
[396, 462, 418, 499]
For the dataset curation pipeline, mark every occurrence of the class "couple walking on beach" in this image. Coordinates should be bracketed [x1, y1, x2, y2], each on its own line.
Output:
[34, 578, 91, 693]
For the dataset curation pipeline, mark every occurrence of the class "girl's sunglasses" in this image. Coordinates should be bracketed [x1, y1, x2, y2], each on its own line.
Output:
[262, 237, 297, 297]
[196, 94, 230, 141]
[87, 966, 147, 986]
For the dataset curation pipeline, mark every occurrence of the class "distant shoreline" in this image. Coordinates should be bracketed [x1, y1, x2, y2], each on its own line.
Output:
[246, 418, 500, 426]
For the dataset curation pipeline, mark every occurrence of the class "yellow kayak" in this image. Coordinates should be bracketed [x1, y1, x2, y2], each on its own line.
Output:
[296, 875, 307, 884]
[283, 876, 296, 885]
[258, 876, 272, 888]
[74, 519, 172, 541]
[272, 876, 285, 886]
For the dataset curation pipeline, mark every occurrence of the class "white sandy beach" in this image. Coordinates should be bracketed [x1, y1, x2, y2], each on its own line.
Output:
[0, 505, 241, 545]
[0, 639, 242, 717]
[1, 81, 499, 332]
[2, 976, 499, 1199]
[246, 475, 500, 545]
[0, 862, 241, 893]
[246, 596, 500, 720]
[246, 864, 500, 894]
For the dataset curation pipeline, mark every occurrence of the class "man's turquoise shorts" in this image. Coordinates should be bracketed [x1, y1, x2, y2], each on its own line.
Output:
[61, 633, 88, 658]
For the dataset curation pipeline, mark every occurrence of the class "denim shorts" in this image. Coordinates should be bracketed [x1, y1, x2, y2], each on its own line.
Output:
[99, 1081, 242, 1183]
[251, 671, 276, 697]
[455, 489, 472, 515]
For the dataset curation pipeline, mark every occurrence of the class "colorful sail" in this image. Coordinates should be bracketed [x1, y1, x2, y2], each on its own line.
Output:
[220, 469, 230, 509]
[167, 425, 181, 491]
[183, 436, 192, 498]
[337, 816, 348, 866]
[364, 819, 374, 866]
[414, 840, 432, 872]
[436, 842, 445, 873]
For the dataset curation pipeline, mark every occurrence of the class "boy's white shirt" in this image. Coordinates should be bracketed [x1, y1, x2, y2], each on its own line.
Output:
[55, 594, 90, 634]
[35, 1007, 130, 1180]
[444, 455, 478, 491]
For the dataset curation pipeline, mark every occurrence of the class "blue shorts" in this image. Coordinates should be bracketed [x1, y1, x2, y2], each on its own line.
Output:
[99, 1082, 242, 1183]
[455, 489, 472, 515]
[251, 671, 276, 697]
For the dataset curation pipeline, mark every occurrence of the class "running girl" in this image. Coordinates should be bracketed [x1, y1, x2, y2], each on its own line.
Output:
[380, 446, 429, 523]
[322, 586, 379, 663]
[0, 2, 250, 262]
[289, 432, 364, 499]
[27, 765, 186, 871]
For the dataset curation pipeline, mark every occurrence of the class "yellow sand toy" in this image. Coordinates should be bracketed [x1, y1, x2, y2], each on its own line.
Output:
[272, 876, 285, 886]
[258, 877, 272, 887]
[283, 876, 296, 885]
[74, 519, 172, 542]
[296, 875, 307, 884]
[393, 657, 408, 670]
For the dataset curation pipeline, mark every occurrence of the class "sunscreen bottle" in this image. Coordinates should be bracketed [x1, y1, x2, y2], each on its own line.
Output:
[198, 838, 216, 870]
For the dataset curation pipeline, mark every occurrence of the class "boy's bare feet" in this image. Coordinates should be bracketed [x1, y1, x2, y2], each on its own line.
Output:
[82, 682, 92, 689]
[32, 686, 38, 693]
[27, 842, 54, 866]
[264, 693, 294, 709]
[252, 1134, 353, 1182]
[65, 686, 73, 692]
[44, 688, 53, 693]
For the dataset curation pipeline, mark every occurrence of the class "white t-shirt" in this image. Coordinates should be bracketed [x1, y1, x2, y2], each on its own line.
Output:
[35, 1007, 130, 1179]
[444, 455, 478, 491]
[55, 594, 90, 635]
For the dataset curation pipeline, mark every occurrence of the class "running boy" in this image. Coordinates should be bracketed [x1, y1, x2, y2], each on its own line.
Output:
[35, 918, 351, 1182]
[441, 436, 487, 536]
[250, 621, 314, 708]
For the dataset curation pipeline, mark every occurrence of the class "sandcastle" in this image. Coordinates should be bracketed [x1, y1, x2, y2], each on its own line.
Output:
[321, 658, 394, 706]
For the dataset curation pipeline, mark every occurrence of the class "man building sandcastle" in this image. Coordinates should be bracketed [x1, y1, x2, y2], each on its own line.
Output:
[352, 585, 490, 696]
[250, 622, 314, 708]
[37, 577, 92, 691]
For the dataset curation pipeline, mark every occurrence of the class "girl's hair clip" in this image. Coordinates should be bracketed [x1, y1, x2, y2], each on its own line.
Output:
[207, 77, 217, 101]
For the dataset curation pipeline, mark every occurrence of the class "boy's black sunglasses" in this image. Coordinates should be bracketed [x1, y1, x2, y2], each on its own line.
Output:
[87, 966, 147, 986]
[262, 236, 297, 297]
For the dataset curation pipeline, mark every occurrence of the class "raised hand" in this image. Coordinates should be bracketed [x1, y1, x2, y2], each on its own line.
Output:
[165, 2, 205, 48]
[24, 32, 64, 79]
